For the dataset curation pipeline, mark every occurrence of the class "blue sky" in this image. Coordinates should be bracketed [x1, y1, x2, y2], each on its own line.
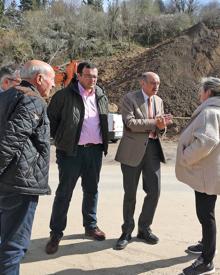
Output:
[200, 0, 220, 3]
[103, 0, 220, 9]
[102, 0, 220, 13]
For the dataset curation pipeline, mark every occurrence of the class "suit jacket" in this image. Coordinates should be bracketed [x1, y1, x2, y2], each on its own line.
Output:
[115, 90, 166, 167]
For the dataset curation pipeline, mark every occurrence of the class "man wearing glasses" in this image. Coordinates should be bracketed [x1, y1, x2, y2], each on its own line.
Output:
[0, 65, 21, 93]
[45, 61, 109, 254]
[0, 65, 21, 246]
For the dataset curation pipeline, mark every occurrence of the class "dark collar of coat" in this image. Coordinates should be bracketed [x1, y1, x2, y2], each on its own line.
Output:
[15, 80, 41, 98]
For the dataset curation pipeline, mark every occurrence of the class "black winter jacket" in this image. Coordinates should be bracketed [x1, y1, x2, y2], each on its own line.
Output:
[0, 81, 51, 195]
[48, 79, 109, 155]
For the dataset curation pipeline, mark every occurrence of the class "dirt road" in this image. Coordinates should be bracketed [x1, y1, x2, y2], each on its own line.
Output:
[21, 141, 220, 275]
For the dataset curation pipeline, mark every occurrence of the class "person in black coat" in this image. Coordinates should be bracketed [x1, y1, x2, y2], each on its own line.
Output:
[0, 60, 55, 275]
[45, 62, 109, 255]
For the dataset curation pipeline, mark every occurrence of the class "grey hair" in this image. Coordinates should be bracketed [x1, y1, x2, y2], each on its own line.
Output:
[0, 64, 19, 83]
[201, 77, 220, 96]
[20, 64, 50, 79]
[139, 72, 159, 82]
[140, 72, 149, 81]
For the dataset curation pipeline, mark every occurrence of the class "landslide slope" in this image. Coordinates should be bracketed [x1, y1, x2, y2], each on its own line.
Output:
[98, 22, 220, 131]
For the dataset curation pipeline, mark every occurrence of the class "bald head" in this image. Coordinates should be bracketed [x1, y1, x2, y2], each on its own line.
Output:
[20, 60, 55, 98]
[140, 72, 159, 82]
[20, 60, 54, 80]
[140, 71, 160, 97]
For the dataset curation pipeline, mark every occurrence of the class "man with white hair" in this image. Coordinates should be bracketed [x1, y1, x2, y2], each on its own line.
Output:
[0, 60, 55, 274]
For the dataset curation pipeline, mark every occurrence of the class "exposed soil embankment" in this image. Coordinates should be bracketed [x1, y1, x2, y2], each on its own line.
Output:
[97, 23, 220, 134]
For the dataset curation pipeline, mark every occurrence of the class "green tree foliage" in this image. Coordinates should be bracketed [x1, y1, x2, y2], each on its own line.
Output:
[0, 0, 4, 17]
[0, 28, 33, 64]
[20, 0, 46, 11]
[134, 13, 192, 45]
[4, 0, 21, 27]
[1, 0, 219, 65]
[20, 0, 34, 11]
[155, 0, 166, 13]
[128, 0, 160, 18]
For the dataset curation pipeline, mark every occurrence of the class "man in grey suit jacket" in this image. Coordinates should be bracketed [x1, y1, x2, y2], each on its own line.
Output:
[115, 72, 172, 250]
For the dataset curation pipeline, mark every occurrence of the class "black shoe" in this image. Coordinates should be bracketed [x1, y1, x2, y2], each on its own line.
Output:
[187, 241, 203, 254]
[137, 229, 159, 245]
[115, 233, 132, 250]
[182, 256, 215, 275]
[187, 241, 218, 256]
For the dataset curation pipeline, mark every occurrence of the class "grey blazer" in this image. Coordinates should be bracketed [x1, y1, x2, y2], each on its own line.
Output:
[115, 90, 166, 167]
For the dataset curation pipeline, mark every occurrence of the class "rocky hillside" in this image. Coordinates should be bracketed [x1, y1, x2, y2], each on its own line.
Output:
[97, 23, 220, 133]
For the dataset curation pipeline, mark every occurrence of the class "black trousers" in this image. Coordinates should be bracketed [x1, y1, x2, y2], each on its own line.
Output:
[195, 191, 217, 264]
[50, 145, 103, 237]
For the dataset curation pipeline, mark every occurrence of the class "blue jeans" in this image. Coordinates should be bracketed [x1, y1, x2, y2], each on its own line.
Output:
[49, 145, 103, 237]
[0, 193, 38, 275]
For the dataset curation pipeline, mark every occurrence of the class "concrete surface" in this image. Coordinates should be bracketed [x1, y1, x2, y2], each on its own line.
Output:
[20, 141, 220, 275]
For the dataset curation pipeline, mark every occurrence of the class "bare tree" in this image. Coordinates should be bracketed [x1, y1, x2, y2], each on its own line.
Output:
[107, 0, 120, 42]
[199, 0, 220, 28]
[82, 0, 103, 11]
[166, 0, 199, 15]
[187, 0, 199, 15]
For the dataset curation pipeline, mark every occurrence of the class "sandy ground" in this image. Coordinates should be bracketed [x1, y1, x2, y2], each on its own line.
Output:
[20, 141, 220, 275]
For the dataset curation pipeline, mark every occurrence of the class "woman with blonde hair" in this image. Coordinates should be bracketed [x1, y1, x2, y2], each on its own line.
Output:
[176, 77, 220, 275]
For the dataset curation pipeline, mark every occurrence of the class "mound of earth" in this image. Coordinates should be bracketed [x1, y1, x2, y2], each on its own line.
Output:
[97, 22, 220, 134]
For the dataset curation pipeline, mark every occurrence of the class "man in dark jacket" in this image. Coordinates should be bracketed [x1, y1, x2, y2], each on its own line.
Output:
[45, 62, 108, 255]
[0, 60, 55, 274]
[0, 64, 21, 247]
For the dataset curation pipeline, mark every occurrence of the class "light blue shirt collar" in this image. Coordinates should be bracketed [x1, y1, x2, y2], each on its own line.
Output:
[141, 89, 149, 102]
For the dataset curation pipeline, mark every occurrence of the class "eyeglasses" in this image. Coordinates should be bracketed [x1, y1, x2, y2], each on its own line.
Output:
[7, 77, 20, 84]
[81, 74, 98, 79]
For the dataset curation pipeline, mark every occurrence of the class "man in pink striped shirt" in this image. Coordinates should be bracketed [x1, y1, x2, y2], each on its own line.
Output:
[45, 62, 109, 255]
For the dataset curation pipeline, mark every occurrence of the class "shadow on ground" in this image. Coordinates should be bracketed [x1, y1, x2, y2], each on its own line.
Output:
[22, 234, 200, 275]
[48, 255, 195, 274]
[22, 234, 118, 263]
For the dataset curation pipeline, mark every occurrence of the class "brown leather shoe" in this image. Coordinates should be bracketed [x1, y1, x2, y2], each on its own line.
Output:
[85, 227, 106, 241]
[45, 234, 62, 254]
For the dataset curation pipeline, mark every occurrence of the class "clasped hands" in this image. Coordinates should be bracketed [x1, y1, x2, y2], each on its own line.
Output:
[155, 114, 173, 130]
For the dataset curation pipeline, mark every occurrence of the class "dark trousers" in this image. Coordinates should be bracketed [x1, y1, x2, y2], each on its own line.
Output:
[50, 145, 103, 237]
[121, 139, 161, 234]
[195, 191, 217, 264]
[0, 193, 38, 275]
